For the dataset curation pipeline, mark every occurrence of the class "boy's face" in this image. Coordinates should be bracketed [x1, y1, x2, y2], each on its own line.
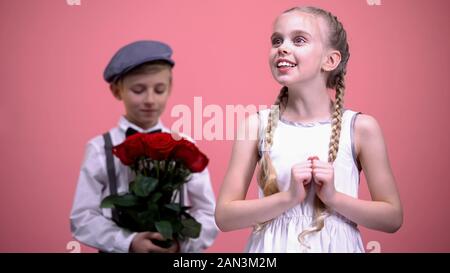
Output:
[111, 67, 172, 130]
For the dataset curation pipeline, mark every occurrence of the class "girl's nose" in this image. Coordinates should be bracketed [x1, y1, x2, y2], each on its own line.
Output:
[278, 42, 291, 55]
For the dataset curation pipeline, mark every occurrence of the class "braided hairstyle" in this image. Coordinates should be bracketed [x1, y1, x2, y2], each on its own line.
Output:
[256, 6, 350, 246]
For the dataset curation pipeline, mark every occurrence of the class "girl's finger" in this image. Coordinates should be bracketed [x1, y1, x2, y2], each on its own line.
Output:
[312, 169, 330, 175]
[312, 177, 322, 186]
[303, 179, 312, 185]
[297, 162, 312, 168]
[313, 173, 330, 184]
[312, 160, 331, 168]
[292, 168, 312, 174]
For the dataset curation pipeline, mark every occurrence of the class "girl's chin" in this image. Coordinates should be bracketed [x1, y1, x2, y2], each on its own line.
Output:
[273, 73, 294, 83]
[274, 78, 294, 86]
[273, 74, 304, 87]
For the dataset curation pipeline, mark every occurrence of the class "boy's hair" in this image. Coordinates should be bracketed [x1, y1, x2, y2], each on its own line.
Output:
[112, 60, 173, 88]
[256, 6, 350, 248]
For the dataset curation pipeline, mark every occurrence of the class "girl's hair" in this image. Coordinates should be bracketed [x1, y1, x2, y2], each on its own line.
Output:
[257, 6, 350, 247]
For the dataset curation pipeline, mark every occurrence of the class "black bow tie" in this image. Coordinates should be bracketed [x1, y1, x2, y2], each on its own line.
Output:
[125, 127, 162, 138]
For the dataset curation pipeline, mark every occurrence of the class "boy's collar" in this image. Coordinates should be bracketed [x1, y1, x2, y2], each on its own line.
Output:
[118, 116, 165, 134]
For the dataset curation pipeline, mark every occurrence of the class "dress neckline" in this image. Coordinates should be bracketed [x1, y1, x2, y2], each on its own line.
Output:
[279, 117, 331, 127]
[278, 109, 347, 128]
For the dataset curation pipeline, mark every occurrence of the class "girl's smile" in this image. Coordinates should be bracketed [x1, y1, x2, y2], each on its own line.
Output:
[275, 58, 298, 73]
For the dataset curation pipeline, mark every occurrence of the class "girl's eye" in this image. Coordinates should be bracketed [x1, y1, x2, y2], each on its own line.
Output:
[293, 36, 306, 45]
[271, 37, 283, 47]
[154, 84, 167, 94]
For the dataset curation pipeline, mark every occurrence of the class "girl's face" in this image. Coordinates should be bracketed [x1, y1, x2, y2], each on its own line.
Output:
[112, 68, 172, 130]
[269, 11, 329, 87]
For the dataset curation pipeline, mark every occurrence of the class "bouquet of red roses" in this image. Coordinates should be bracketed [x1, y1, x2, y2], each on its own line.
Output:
[100, 132, 209, 248]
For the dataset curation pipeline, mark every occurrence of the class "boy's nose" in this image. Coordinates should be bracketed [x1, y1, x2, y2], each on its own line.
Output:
[144, 91, 156, 104]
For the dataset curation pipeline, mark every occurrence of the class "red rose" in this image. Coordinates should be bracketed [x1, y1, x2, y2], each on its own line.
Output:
[112, 133, 146, 165]
[112, 132, 208, 173]
[172, 139, 209, 172]
[144, 132, 178, 160]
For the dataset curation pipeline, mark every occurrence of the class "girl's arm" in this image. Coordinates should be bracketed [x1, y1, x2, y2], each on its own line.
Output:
[180, 168, 219, 252]
[215, 114, 298, 232]
[324, 114, 403, 233]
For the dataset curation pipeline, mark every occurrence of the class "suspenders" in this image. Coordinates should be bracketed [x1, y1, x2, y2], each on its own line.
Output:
[102, 132, 121, 224]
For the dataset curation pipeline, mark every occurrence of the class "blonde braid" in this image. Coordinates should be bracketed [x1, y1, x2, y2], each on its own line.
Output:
[328, 74, 345, 162]
[254, 87, 288, 232]
[297, 72, 345, 247]
[257, 87, 288, 196]
[258, 104, 279, 196]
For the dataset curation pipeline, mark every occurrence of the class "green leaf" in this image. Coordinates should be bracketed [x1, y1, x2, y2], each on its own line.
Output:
[155, 221, 173, 240]
[164, 203, 181, 212]
[150, 192, 163, 203]
[181, 218, 201, 238]
[137, 210, 156, 227]
[147, 203, 159, 214]
[129, 181, 136, 194]
[161, 183, 173, 191]
[134, 174, 158, 197]
[100, 194, 139, 208]
[180, 206, 192, 212]
[171, 221, 183, 234]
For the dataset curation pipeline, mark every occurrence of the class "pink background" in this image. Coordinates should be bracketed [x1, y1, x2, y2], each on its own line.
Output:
[1, 0, 449, 252]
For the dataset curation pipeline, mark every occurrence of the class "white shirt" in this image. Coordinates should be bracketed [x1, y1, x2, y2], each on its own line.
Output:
[70, 116, 218, 253]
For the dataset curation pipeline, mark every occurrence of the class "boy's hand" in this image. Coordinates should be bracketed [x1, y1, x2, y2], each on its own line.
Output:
[129, 232, 179, 253]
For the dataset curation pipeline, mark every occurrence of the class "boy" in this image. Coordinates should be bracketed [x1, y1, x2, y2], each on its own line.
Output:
[70, 40, 218, 253]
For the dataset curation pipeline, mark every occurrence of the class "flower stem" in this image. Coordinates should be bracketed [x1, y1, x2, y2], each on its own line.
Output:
[143, 157, 148, 176]
[155, 160, 160, 179]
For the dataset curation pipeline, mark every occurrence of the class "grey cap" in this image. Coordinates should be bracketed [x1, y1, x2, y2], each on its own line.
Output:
[103, 40, 175, 83]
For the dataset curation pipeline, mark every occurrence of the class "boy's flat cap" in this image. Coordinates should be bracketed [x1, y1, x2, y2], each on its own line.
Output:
[103, 40, 175, 83]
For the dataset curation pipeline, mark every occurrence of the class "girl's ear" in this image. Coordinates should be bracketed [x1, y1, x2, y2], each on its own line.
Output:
[322, 50, 342, 72]
[110, 84, 122, 100]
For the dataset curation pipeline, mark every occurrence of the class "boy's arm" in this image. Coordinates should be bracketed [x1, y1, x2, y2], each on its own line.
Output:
[179, 168, 219, 252]
[70, 141, 137, 253]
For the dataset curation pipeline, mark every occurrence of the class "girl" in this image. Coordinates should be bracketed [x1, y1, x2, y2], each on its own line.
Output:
[215, 6, 403, 252]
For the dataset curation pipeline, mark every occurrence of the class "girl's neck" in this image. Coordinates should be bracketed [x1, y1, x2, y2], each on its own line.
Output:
[283, 83, 333, 123]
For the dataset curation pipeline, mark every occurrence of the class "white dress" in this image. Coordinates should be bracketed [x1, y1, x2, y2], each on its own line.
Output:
[245, 108, 365, 253]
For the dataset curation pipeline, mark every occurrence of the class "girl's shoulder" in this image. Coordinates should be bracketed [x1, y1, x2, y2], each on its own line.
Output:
[353, 113, 385, 156]
[353, 113, 382, 136]
[234, 112, 260, 142]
